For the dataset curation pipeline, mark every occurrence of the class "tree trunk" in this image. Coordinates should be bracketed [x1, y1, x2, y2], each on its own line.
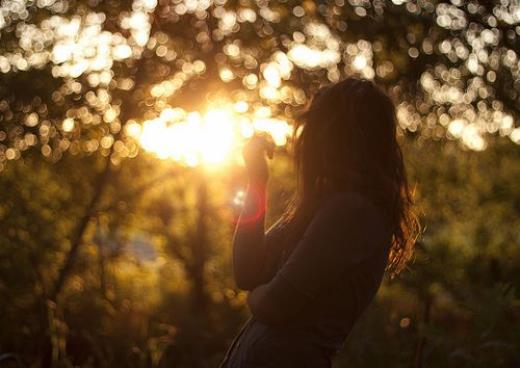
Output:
[41, 158, 112, 368]
[50, 160, 112, 301]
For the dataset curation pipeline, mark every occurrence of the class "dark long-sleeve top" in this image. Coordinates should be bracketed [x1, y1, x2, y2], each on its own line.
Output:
[222, 190, 393, 367]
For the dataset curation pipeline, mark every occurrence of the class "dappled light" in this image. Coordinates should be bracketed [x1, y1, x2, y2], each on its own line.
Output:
[0, 0, 519, 170]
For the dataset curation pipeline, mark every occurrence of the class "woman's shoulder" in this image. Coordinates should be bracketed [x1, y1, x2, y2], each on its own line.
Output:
[321, 190, 378, 213]
[319, 190, 392, 234]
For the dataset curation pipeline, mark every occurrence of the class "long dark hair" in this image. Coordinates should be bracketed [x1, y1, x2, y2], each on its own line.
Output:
[278, 77, 420, 277]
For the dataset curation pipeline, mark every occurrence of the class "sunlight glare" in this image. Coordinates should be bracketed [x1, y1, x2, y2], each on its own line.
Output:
[133, 104, 292, 167]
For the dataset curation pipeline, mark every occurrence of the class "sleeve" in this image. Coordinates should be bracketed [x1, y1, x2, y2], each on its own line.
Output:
[248, 192, 388, 326]
[255, 218, 288, 284]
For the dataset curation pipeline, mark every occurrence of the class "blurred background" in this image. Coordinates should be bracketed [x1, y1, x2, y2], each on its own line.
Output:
[0, 0, 519, 367]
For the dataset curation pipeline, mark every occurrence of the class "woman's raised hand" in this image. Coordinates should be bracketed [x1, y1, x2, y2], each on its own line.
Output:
[242, 133, 275, 185]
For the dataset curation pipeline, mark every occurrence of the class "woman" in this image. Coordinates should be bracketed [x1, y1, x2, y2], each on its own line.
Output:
[220, 77, 420, 367]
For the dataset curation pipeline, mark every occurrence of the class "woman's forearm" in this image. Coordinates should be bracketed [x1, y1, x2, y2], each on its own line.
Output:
[232, 181, 268, 290]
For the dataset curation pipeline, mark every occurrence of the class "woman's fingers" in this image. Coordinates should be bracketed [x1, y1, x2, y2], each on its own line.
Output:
[263, 134, 275, 159]
[243, 134, 275, 161]
[242, 133, 275, 184]
[255, 133, 275, 159]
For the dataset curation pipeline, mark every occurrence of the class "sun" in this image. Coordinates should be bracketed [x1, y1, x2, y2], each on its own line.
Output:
[127, 102, 293, 167]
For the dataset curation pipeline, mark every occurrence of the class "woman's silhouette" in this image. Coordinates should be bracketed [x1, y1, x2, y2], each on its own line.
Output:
[220, 77, 420, 367]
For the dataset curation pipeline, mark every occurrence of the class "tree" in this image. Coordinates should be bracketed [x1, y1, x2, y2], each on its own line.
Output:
[1, 1, 519, 366]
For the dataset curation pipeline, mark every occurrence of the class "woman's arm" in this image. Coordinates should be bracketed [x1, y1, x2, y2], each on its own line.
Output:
[232, 135, 277, 290]
[232, 181, 268, 290]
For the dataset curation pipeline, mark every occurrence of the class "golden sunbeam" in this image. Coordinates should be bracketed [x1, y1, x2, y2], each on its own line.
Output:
[128, 103, 293, 167]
